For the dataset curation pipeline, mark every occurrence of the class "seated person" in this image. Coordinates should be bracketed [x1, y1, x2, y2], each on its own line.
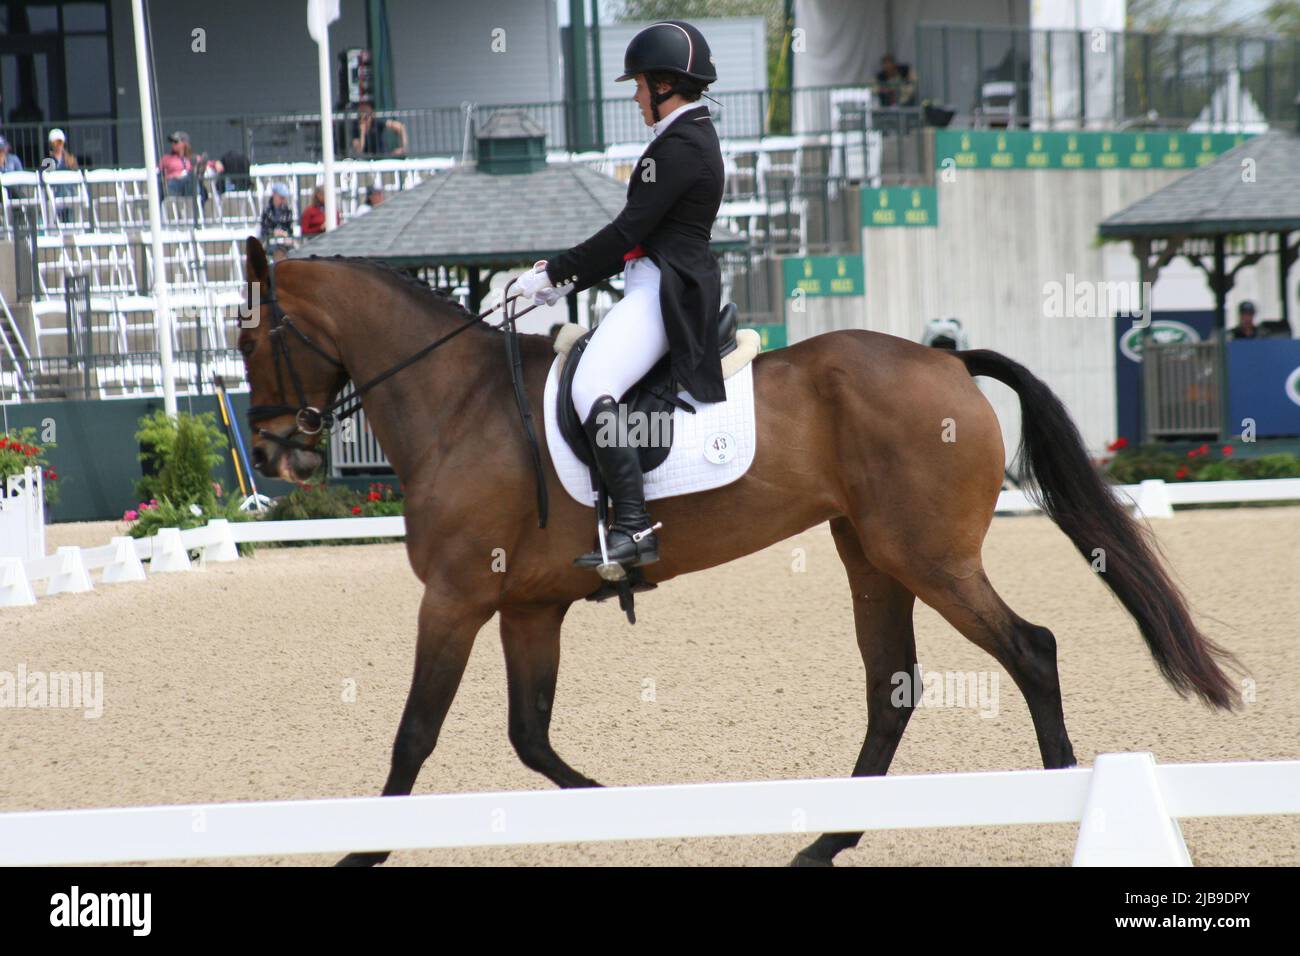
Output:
[300, 186, 341, 236]
[1230, 300, 1294, 340]
[260, 183, 294, 244]
[875, 54, 915, 107]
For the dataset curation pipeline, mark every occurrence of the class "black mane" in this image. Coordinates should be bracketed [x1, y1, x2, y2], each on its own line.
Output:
[299, 254, 485, 322]
[297, 255, 555, 350]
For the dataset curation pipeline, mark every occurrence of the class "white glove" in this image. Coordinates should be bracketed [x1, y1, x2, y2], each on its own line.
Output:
[515, 260, 574, 306]
[514, 261, 553, 301]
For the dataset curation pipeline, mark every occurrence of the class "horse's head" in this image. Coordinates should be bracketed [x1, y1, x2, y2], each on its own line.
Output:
[239, 237, 348, 483]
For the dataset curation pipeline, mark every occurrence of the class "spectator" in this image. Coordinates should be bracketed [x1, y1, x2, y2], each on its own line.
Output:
[300, 186, 340, 236]
[875, 54, 916, 107]
[1232, 299, 1295, 339]
[217, 149, 251, 193]
[45, 128, 79, 221]
[260, 182, 294, 246]
[160, 131, 197, 196]
[0, 136, 22, 172]
[352, 185, 385, 217]
[45, 128, 78, 173]
[350, 100, 408, 157]
[159, 130, 222, 200]
[1230, 301, 1259, 339]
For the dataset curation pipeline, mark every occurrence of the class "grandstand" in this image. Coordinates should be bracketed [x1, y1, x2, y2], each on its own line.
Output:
[0, 157, 455, 403]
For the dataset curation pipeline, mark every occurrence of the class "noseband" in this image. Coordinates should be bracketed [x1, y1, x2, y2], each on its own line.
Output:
[244, 261, 349, 452]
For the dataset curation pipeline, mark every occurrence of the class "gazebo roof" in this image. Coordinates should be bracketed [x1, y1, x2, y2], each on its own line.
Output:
[292, 161, 746, 267]
[1099, 131, 1300, 239]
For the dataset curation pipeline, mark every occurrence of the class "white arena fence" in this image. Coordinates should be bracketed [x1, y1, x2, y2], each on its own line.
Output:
[2, 476, 1300, 608]
[0, 753, 1295, 866]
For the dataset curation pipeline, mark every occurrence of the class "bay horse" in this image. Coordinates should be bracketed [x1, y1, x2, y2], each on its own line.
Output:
[237, 238, 1239, 867]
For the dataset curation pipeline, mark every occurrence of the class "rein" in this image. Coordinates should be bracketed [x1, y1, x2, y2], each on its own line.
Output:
[245, 262, 550, 526]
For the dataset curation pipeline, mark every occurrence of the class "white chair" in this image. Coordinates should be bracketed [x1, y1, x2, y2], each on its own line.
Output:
[0, 171, 42, 237]
[72, 232, 133, 295]
[975, 81, 1018, 129]
[30, 300, 69, 358]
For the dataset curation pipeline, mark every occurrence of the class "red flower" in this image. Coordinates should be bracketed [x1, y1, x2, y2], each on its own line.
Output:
[1106, 437, 1129, 452]
[1175, 466, 1189, 479]
[1221, 445, 1234, 456]
[367, 491, 381, 501]
[1197, 443, 1209, 456]
[1186, 449, 1197, 458]
[350, 505, 362, 515]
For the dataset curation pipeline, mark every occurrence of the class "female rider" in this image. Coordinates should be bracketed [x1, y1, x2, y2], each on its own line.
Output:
[516, 20, 726, 572]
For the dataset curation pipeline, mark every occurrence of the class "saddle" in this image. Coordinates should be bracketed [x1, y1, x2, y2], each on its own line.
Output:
[556, 303, 740, 471]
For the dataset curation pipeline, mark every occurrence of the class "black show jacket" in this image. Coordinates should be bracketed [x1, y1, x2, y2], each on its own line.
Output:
[546, 104, 726, 404]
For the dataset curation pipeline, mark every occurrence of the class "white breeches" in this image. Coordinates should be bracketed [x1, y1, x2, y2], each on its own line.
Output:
[571, 257, 671, 422]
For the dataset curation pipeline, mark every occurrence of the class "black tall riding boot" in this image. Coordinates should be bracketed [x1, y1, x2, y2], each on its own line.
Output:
[574, 394, 660, 569]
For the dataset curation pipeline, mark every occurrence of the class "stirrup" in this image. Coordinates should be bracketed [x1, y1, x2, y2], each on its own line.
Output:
[575, 521, 662, 576]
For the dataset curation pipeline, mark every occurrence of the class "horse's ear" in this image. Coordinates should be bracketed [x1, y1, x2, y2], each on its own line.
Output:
[246, 236, 269, 287]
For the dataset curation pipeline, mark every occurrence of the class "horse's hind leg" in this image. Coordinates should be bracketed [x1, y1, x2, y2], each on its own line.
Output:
[903, 565, 1077, 772]
[791, 517, 919, 867]
[336, 584, 496, 867]
[500, 603, 601, 788]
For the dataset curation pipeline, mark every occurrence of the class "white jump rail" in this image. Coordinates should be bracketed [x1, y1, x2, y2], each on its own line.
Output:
[0, 753, 1294, 866]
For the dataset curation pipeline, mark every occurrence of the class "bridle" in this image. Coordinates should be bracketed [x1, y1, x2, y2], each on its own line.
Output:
[245, 260, 537, 454]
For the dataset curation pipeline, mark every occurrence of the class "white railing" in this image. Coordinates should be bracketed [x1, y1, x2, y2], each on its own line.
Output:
[0, 753, 1294, 866]
[6, 475, 1300, 607]
[997, 477, 1300, 518]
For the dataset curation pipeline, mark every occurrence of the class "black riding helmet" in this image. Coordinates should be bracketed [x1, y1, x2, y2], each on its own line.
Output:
[617, 20, 717, 121]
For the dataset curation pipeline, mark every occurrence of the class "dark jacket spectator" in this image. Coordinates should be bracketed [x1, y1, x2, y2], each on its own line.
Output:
[349, 101, 408, 157]
[218, 150, 252, 192]
[261, 183, 294, 242]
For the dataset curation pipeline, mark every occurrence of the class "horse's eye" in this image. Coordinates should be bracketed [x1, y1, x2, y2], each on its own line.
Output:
[240, 339, 256, 357]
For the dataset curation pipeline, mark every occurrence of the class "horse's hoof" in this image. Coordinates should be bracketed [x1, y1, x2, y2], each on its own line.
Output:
[335, 850, 390, 867]
[788, 851, 834, 867]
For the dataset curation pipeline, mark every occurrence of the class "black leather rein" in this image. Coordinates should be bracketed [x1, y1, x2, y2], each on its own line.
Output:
[244, 261, 550, 527]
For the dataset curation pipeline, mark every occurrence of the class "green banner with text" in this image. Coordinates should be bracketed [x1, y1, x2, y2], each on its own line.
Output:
[862, 187, 938, 227]
[744, 324, 788, 349]
[781, 255, 865, 298]
[935, 130, 1251, 171]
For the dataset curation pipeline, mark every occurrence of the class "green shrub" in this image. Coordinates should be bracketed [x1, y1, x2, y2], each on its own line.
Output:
[1106, 443, 1300, 484]
[259, 481, 404, 546]
[134, 410, 227, 508]
[265, 483, 357, 520]
[123, 495, 255, 554]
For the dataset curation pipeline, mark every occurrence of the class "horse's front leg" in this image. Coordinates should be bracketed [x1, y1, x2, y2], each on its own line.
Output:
[336, 581, 496, 867]
[500, 602, 602, 789]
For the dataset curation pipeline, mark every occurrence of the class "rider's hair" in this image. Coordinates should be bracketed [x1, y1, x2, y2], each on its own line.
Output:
[647, 71, 705, 102]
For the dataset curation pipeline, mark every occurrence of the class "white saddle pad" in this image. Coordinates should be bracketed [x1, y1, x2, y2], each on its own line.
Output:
[543, 357, 757, 507]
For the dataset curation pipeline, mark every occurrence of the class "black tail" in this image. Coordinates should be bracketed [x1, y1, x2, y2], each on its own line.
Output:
[959, 349, 1242, 710]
